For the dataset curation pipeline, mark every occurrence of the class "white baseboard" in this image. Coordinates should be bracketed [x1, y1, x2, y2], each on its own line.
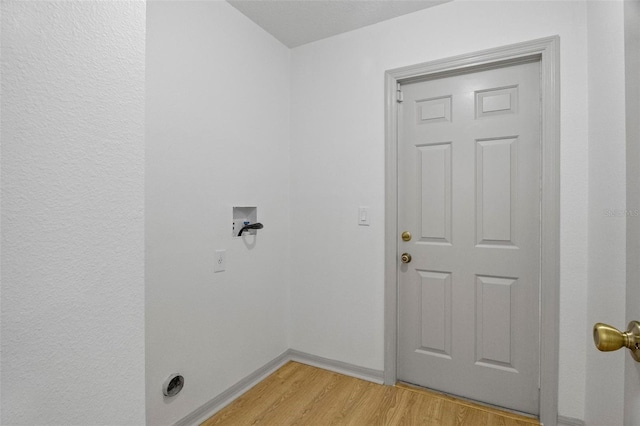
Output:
[173, 349, 384, 426]
[288, 349, 384, 384]
[557, 415, 585, 426]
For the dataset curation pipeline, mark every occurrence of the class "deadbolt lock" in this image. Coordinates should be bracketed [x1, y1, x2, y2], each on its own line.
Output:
[401, 231, 412, 241]
[401, 253, 412, 264]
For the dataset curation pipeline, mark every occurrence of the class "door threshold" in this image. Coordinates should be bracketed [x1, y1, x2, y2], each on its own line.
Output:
[396, 381, 539, 424]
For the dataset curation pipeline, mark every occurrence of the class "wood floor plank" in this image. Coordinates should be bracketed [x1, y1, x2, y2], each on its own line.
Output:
[396, 382, 539, 425]
[242, 364, 334, 425]
[201, 361, 541, 426]
[301, 373, 364, 424]
[328, 376, 374, 424]
[203, 362, 310, 425]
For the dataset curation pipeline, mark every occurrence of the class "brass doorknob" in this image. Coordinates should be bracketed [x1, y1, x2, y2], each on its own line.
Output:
[401, 231, 412, 242]
[401, 253, 412, 264]
[593, 321, 640, 362]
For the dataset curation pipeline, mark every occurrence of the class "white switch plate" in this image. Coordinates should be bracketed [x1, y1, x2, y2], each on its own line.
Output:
[358, 206, 370, 226]
[214, 249, 226, 272]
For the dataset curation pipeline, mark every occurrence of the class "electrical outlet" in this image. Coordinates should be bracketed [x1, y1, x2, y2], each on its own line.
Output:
[214, 250, 226, 272]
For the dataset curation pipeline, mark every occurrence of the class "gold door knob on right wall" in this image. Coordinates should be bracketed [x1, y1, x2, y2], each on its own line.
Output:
[593, 321, 640, 362]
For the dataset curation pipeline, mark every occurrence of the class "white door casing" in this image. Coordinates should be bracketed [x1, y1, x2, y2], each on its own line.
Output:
[384, 37, 560, 426]
[397, 60, 541, 415]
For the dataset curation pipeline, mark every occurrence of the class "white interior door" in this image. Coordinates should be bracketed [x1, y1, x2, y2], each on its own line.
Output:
[397, 60, 541, 415]
[624, 0, 640, 422]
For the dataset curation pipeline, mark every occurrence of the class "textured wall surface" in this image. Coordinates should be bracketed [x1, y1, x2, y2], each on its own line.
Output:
[1, 1, 146, 424]
[145, 2, 290, 424]
[289, 0, 599, 420]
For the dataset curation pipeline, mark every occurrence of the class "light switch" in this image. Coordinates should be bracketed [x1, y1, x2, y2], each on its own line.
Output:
[358, 207, 370, 226]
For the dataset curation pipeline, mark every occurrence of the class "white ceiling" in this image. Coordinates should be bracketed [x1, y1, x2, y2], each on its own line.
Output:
[227, 0, 450, 48]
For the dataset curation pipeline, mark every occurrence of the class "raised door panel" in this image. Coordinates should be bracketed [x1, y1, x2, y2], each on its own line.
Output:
[476, 137, 518, 247]
[417, 270, 452, 358]
[418, 143, 452, 244]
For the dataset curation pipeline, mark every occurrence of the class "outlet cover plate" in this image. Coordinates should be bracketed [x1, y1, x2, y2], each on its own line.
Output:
[214, 249, 226, 272]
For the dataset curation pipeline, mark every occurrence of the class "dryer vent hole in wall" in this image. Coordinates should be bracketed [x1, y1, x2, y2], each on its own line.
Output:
[163, 374, 184, 397]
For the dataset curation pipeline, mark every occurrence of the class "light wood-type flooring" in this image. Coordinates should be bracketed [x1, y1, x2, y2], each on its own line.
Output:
[202, 361, 540, 426]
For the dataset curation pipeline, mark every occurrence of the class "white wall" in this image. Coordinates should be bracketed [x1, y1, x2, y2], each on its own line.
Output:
[584, 2, 627, 425]
[1, 2, 4, 422]
[145, 2, 291, 424]
[1, 3, 4, 421]
[289, 0, 593, 420]
[1, 1, 146, 424]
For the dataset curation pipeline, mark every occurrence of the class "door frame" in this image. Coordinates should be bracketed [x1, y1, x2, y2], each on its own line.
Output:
[384, 36, 560, 426]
